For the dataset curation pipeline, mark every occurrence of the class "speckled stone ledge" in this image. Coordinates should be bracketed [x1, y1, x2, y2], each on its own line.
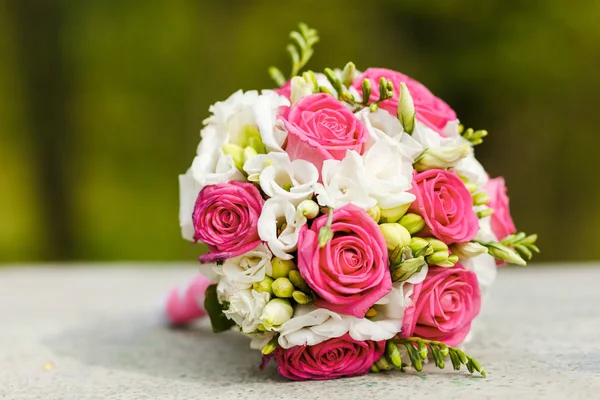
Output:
[1, 264, 599, 399]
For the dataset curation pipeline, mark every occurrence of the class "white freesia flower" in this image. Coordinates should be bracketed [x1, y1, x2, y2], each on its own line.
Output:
[258, 198, 305, 259]
[248, 331, 277, 350]
[244, 152, 318, 204]
[313, 151, 375, 210]
[223, 289, 270, 333]
[363, 141, 415, 209]
[178, 168, 202, 241]
[253, 91, 290, 153]
[475, 215, 498, 243]
[290, 75, 314, 105]
[456, 154, 489, 188]
[217, 243, 273, 286]
[359, 109, 422, 161]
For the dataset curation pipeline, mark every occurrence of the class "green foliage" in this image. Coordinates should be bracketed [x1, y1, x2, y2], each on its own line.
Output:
[204, 284, 235, 333]
[501, 232, 540, 261]
[459, 124, 488, 145]
[373, 337, 486, 378]
[269, 22, 319, 85]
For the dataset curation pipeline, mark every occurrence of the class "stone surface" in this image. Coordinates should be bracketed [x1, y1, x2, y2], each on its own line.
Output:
[0, 264, 599, 399]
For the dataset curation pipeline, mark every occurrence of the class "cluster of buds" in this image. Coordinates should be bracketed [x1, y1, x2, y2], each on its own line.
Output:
[253, 257, 313, 306]
[387, 237, 459, 283]
[221, 125, 267, 171]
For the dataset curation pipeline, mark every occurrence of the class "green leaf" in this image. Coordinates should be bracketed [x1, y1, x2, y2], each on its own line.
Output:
[204, 284, 235, 333]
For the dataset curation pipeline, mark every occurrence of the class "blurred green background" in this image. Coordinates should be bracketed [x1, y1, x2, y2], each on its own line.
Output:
[1, 0, 598, 263]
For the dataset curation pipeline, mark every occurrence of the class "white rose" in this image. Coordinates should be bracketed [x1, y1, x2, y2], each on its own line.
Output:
[313, 151, 375, 210]
[244, 152, 318, 204]
[223, 289, 270, 333]
[258, 198, 305, 259]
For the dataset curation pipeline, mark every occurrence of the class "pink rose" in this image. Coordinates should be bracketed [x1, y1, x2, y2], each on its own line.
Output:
[401, 265, 481, 346]
[273, 334, 386, 381]
[297, 204, 391, 318]
[192, 181, 264, 263]
[352, 68, 456, 135]
[484, 177, 517, 241]
[409, 169, 479, 245]
[283, 93, 368, 173]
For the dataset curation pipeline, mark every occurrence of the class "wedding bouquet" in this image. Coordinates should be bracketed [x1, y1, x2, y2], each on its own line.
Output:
[169, 23, 539, 381]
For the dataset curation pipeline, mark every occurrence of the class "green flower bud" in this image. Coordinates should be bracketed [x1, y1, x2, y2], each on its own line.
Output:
[386, 342, 403, 369]
[252, 276, 274, 295]
[428, 250, 450, 265]
[465, 181, 479, 194]
[370, 364, 380, 373]
[366, 206, 381, 223]
[397, 82, 415, 134]
[476, 208, 494, 219]
[297, 199, 319, 219]
[261, 298, 293, 329]
[379, 203, 410, 223]
[391, 256, 427, 282]
[426, 238, 448, 252]
[221, 143, 245, 171]
[409, 237, 432, 256]
[289, 270, 309, 291]
[272, 277, 294, 298]
[261, 337, 279, 355]
[414, 144, 472, 172]
[271, 257, 297, 279]
[292, 290, 311, 304]
[472, 191, 490, 206]
[451, 241, 488, 259]
[379, 223, 411, 251]
[485, 242, 526, 266]
[447, 254, 459, 264]
[399, 213, 425, 235]
[240, 125, 266, 154]
[375, 356, 391, 371]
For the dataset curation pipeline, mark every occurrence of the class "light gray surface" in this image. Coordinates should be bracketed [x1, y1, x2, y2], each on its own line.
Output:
[1, 264, 599, 399]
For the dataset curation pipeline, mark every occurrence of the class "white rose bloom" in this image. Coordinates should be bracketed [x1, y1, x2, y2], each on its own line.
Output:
[313, 151, 375, 210]
[258, 198, 305, 260]
[178, 168, 202, 241]
[362, 140, 415, 210]
[218, 243, 273, 286]
[244, 152, 318, 204]
[223, 289, 270, 333]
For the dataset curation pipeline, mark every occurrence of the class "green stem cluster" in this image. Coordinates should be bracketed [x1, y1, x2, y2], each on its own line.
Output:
[459, 124, 488, 146]
[372, 337, 486, 378]
[501, 232, 540, 261]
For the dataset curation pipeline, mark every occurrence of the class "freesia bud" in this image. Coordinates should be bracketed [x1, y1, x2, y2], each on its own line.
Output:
[397, 82, 415, 134]
[271, 257, 297, 279]
[221, 143, 245, 171]
[289, 270, 309, 291]
[379, 203, 410, 223]
[252, 276, 274, 295]
[292, 290, 311, 304]
[379, 223, 411, 251]
[447, 254, 459, 264]
[272, 277, 294, 298]
[451, 241, 488, 259]
[261, 337, 279, 355]
[387, 342, 403, 369]
[297, 199, 319, 219]
[375, 356, 391, 371]
[414, 144, 472, 172]
[391, 256, 426, 282]
[476, 208, 494, 218]
[485, 242, 527, 266]
[366, 206, 381, 223]
[399, 213, 425, 235]
[261, 298, 293, 329]
[472, 191, 490, 206]
[290, 75, 314, 105]
[243, 146, 258, 163]
[409, 237, 431, 255]
[427, 251, 450, 265]
[426, 238, 448, 252]
[341, 62, 358, 87]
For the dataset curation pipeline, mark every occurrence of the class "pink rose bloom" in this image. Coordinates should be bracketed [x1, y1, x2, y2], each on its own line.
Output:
[273, 334, 386, 381]
[401, 265, 481, 346]
[409, 169, 479, 245]
[297, 204, 391, 318]
[274, 80, 291, 99]
[484, 177, 517, 241]
[192, 181, 264, 263]
[351, 68, 456, 135]
[283, 93, 368, 173]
